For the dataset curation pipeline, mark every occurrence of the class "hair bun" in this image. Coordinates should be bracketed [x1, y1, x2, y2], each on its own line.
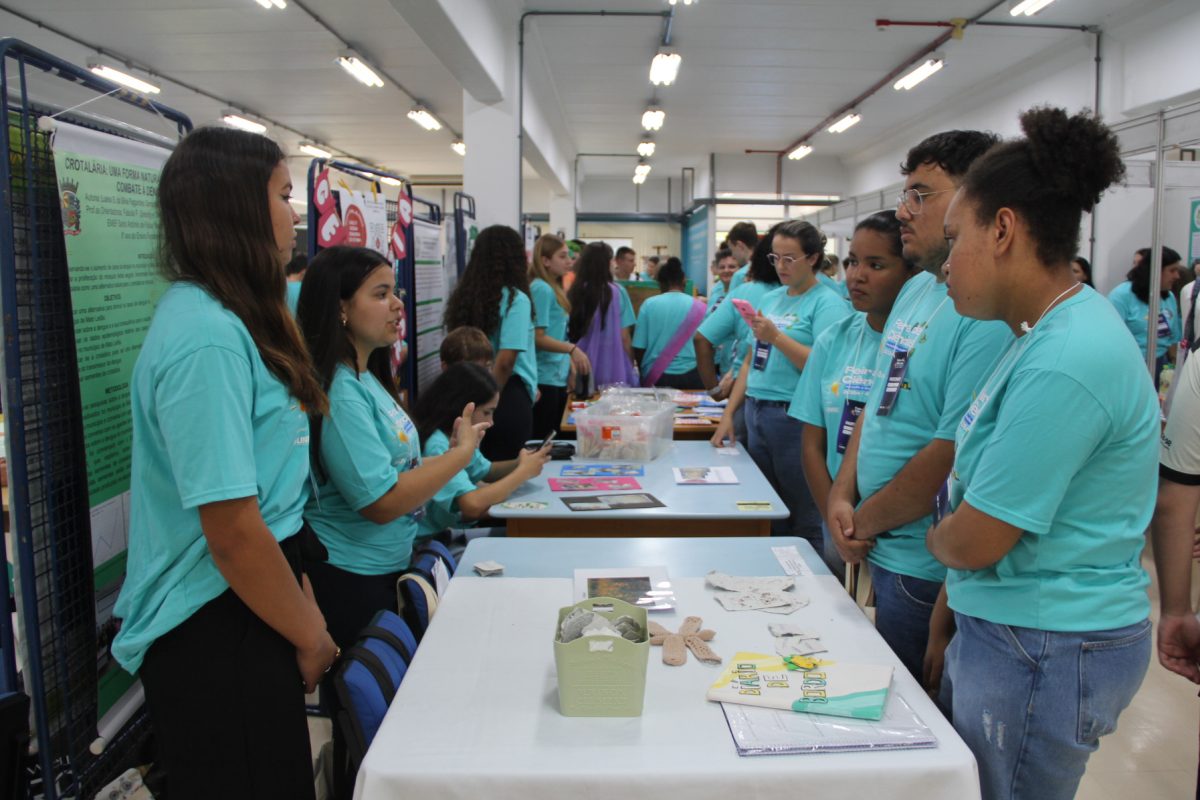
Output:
[1020, 106, 1124, 213]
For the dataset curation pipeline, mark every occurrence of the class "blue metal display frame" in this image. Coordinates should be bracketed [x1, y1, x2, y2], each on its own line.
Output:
[0, 37, 191, 799]
[452, 191, 476, 281]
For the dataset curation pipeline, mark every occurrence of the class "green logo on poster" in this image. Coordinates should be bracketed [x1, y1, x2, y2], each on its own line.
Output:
[60, 178, 81, 236]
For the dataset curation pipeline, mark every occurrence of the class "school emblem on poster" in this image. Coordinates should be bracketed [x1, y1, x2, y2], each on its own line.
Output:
[60, 178, 81, 236]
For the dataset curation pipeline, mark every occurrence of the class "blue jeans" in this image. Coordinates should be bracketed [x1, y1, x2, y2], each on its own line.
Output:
[866, 561, 941, 681]
[941, 613, 1151, 800]
[744, 397, 822, 547]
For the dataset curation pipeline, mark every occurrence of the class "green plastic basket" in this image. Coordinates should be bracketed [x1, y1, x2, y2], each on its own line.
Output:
[554, 596, 650, 717]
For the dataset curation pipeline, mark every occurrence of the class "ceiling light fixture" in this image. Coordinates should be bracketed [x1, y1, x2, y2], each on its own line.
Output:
[86, 59, 161, 94]
[642, 107, 665, 131]
[378, 176, 402, 187]
[254, 0, 287, 8]
[787, 144, 813, 161]
[635, 161, 652, 177]
[827, 112, 862, 134]
[407, 106, 442, 131]
[893, 54, 944, 91]
[451, 139, 466, 156]
[1010, 0, 1056, 16]
[298, 141, 331, 159]
[632, 173, 647, 184]
[649, 51, 682, 86]
[221, 110, 267, 134]
[667, 0, 696, 5]
[637, 138, 656, 157]
[337, 51, 384, 88]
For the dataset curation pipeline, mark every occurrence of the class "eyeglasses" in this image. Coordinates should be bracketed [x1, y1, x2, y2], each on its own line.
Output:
[766, 253, 801, 268]
[897, 187, 954, 216]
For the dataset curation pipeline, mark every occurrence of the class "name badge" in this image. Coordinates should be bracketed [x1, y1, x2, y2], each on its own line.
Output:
[836, 399, 865, 454]
[752, 339, 772, 371]
[1158, 312, 1171, 339]
[932, 479, 950, 526]
[876, 348, 909, 416]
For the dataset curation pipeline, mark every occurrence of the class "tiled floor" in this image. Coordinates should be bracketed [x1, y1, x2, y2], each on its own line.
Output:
[312, 552, 1200, 799]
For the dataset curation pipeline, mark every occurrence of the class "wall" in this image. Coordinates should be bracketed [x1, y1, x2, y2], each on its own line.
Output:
[578, 177, 675, 215]
[576, 222, 682, 265]
[713, 153, 848, 197]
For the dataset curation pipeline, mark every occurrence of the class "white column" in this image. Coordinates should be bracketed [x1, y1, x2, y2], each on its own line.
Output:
[548, 190, 576, 239]
[463, 88, 520, 230]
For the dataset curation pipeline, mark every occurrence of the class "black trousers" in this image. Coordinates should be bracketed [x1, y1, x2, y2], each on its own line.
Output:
[652, 368, 704, 390]
[481, 378, 533, 462]
[139, 535, 314, 800]
[531, 383, 567, 440]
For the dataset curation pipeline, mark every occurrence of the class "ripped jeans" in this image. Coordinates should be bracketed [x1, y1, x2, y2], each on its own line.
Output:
[940, 612, 1151, 800]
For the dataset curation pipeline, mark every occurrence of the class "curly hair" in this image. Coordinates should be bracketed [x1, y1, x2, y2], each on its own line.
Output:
[961, 107, 1125, 267]
[901, 130, 1001, 179]
[444, 225, 531, 335]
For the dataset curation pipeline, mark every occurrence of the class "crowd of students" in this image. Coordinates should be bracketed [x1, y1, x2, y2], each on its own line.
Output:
[105, 105, 1200, 800]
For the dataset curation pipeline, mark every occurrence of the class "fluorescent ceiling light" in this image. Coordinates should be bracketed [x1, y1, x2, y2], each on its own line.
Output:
[649, 51, 682, 86]
[635, 161, 652, 177]
[1010, 0, 1055, 15]
[667, 0, 696, 5]
[298, 141, 331, 159]
[637, 139, 656, 157]
[787, 144, 813, 161]
[827, 112, 861, 134]
[642, 107, 665, 131]
[221, 110, 266, 134]
[337, 51, 384, 88]
[451, 139, 466, 156]
[254, 0, 287, 8]
[632, 173, 647, 184]
[894, 55, 944, 91]
[87, 60, 161, 94]
[379, 176, 402, 187]
[407, 106, 442, 131]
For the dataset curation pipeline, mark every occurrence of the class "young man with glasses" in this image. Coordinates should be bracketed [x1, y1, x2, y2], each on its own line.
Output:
[827, 130, 1012, 682]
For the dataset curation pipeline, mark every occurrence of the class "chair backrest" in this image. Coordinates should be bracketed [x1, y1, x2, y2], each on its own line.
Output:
[396, 540, 457, 640]
[0, 692, 30, 800]
[332, 611, 418, 773]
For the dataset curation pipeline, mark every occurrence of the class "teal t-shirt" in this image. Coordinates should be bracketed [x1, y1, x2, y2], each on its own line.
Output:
[947, 288, 1156, 631]
[286, 281, 301, 315]
[530, 278, 570, 388]
[744, 283, 850, 402]
[705, 282, 731, 373]
[697, 281, 778, 379]
[417, 429, 493, 537]
[789, 313, 883, 479]
[727, 263, 751, 294]
[706, 280, 727, 313]
[1107, 280, 1180, 359]
[816, 272, 851, 300]
[856, 271, 1012, 582]
[491, 287, 538, 401]
[633, 291, 701, 376]
[616, 283, 637, 327]
[307, 365, 423, 575]
[112, 282, 311, 673]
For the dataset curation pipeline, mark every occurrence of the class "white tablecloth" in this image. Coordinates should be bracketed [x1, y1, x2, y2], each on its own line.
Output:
[356, 575, 980, 800]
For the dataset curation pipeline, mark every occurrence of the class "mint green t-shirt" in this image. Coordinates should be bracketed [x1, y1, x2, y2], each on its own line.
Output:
[705, 282, 731, 373]
[491, 287, 538, 401]
[286, 280, 301, 315]
[1107, 280, 1181, 360]
[744, 283, 850, 402]
[697, 281, 778, 378]
[789, 313, 883, 479]
[307, 365, 423, 575]
[530, 278, 569, 388]
[616, 283, 637, 327]
[856, 271, 1012, 582]
[633, 291, 702, 376]
[816, 272, 850, 300]
[112, 282, 311, 673]
[417, 429, 493, 537]
[706, 280, 727, 313]
[946, 288, 1156, 631]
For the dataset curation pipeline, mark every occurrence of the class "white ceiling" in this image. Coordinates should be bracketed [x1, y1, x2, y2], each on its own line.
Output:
[0, 0, 1154, 185]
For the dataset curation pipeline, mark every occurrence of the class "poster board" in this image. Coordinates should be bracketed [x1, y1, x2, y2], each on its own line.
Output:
[413, 217, 447, 390]
[683, 204, 712, 294]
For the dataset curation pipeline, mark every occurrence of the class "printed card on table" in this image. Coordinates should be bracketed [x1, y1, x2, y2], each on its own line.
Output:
[707, 652, 893, 721]
[559, 463, 646, 477]
[548, 477, 642, 492]
[673, 466, 739, 485]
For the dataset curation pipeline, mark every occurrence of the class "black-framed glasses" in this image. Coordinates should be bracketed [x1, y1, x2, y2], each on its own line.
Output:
[897, 187, 954, 215]
[766, 253, 800, 268]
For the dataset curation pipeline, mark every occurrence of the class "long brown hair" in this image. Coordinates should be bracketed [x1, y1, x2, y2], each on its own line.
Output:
[528, 233, 569, 313]
[157, 127, 327, 413]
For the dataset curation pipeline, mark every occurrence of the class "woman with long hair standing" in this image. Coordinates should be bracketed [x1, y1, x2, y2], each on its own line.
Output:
[1108, 245, 1185, 386]
[926, 107, 1157, 800]
[529, 233, 590, 437]
[111, 127, 337, 799]
[567, 241, 637, 388]
[445, 225, 538, 460]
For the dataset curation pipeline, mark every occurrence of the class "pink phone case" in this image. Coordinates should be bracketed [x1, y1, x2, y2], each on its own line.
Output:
[731, 298, 756, 323]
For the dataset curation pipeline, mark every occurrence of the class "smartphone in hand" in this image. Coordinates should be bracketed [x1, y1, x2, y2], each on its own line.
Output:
[730, 298, 756, 325]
